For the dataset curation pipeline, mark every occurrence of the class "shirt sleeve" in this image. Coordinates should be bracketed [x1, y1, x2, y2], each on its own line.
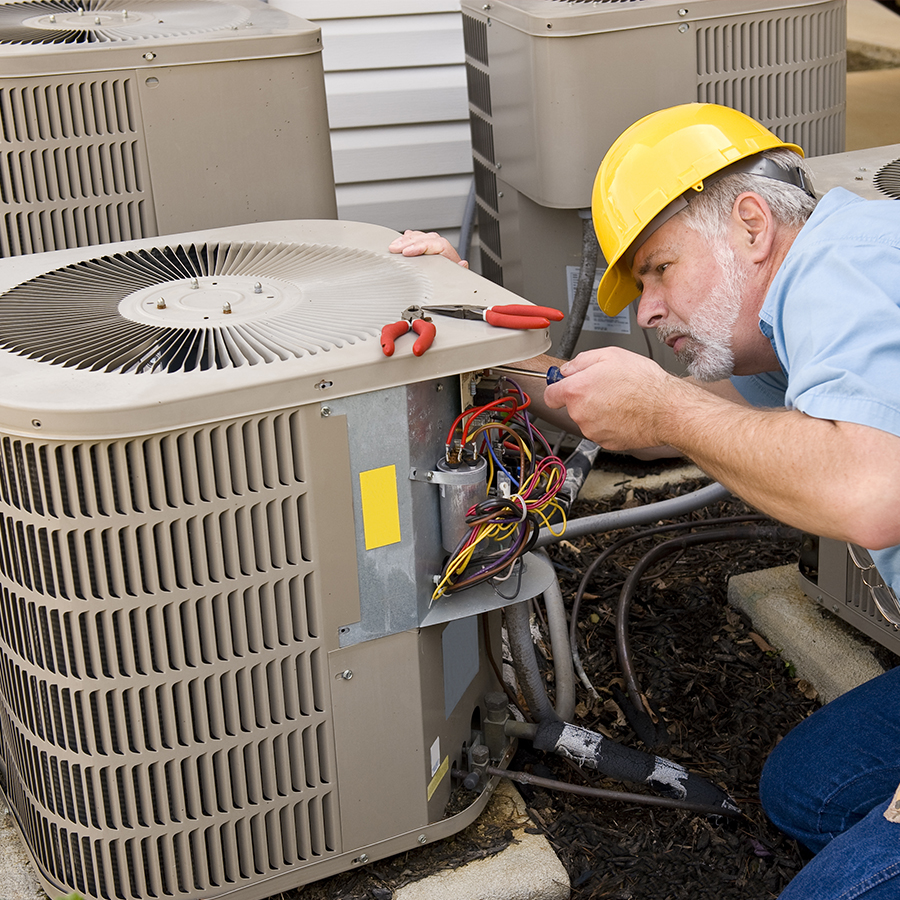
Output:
[759, 195, 900, 438]
[730, 372, 788, 408]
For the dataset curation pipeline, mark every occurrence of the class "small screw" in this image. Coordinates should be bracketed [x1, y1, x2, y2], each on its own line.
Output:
[253, 282, 262, 294]
[156, 297, 166, 309]
[678, 7, 689, 15]
[678, 23, 690, 32]
[223, 302, 232, 314]
[337, 669, 353, 680]
[321, 406, 332, 418]
[48, 13, 55, 21]
[418, 834, 427, 844]
[143, 51, 156, 60]
[190, 277, 199, 289]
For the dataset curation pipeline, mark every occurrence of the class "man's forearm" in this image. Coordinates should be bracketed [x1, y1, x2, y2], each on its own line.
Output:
[657, 379, 900, 549]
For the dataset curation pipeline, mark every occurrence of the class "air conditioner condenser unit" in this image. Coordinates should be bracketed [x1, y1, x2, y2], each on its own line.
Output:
[461, 0, 846, 362]
[0, 0, 337, 256]
[0, 218, 555, 900]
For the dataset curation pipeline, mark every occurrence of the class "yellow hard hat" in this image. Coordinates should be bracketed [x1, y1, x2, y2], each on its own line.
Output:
[592, 103, 804, 317]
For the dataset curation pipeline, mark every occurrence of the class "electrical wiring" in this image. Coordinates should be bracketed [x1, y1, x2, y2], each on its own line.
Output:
[432, 379, 567, 600]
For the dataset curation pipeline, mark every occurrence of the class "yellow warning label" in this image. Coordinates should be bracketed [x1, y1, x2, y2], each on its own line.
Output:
[359, 465, 402, 550]
[427, 755, 449, 801]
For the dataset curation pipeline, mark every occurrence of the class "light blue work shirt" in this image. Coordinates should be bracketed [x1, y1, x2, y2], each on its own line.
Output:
[731, 187, 900, 593]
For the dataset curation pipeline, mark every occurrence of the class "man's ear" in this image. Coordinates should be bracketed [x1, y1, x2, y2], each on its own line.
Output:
[732, 192, 774, 263]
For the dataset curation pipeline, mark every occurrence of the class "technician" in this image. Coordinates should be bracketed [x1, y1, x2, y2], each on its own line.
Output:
[391, 102, 900, 899]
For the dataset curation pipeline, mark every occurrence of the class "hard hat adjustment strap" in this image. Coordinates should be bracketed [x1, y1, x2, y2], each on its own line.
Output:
[623, 152, 815, 268]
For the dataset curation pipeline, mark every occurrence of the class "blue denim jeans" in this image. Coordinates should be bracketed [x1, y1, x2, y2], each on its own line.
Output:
[760, 664, 900, 899]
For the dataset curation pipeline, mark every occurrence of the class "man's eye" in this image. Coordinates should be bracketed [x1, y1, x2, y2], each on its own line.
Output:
[657, 263, 670, 274]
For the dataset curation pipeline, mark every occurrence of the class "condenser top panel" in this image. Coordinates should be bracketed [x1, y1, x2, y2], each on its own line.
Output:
[806, 144, 900, 201]
[466, 0, 841, 36]
[0, 218, 551, 438]
[0, 0, 323, 74]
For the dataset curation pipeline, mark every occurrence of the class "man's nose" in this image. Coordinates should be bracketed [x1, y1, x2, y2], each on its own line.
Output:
[636, 291, 666, 329]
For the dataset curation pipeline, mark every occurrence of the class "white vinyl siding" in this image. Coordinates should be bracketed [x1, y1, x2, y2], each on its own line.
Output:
[269, 0, 472, 245]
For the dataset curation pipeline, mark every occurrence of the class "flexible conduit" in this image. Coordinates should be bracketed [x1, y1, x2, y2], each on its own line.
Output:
[535, 481, 732, 547]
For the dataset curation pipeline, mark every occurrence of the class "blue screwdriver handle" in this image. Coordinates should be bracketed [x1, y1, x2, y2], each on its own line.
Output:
[546, 366, 564, 384]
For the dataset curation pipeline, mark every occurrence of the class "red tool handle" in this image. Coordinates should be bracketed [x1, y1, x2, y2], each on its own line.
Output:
[484, 304, 565, 329]
[410, 318, 437, 356]
[381, 321, 409, 356]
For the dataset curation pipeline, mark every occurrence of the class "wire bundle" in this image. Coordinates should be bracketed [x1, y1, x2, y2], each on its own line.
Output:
[432, 380, 567, 601]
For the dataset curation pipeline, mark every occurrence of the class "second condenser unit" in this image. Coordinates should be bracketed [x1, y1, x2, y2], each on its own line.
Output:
[0, 0, 337, 256]
[461, 0, 847, 362]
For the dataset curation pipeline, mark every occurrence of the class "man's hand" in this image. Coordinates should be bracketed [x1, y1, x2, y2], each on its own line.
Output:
[388, 230, 469, 268]
[544, 347, 676, 451]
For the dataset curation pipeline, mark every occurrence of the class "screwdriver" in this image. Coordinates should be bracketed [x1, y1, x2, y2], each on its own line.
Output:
[485, 365, 564, 384]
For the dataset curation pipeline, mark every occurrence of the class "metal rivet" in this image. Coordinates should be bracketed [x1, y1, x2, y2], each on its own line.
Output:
[678, 23, 690, 32]
[678, 7, 689, 15]
[143, 51, 156, 60]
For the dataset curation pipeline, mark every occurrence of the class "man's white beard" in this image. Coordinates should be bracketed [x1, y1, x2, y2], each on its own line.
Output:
[656, 240, 747, 382]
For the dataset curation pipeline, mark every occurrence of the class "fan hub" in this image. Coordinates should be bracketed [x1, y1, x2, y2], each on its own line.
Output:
[23, 10, 148, 29]
[120, 276, 302, 326]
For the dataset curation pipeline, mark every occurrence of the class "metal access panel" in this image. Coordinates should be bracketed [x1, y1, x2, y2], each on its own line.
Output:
[798, 536, 900, 657]
[462, 0, 846, 359]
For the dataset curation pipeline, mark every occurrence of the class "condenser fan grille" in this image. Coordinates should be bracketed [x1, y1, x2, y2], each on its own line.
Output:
[0, 240, 429, 373]
[0, 0, 250, 45]
[874, 158, 900, 200]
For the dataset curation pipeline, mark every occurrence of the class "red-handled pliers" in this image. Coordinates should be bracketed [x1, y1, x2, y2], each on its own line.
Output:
[420, 303, 564, 329]
[381, 306, 438, 357]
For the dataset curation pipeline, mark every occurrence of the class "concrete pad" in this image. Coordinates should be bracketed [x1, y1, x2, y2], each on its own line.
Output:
[847, 68, 900, 151]
[0, 800, 45, 900]
[395, 781, 570, 900]
[848, 0, 900, 64]
[579, 463, 705, 503]
[728, 565, 886, 705]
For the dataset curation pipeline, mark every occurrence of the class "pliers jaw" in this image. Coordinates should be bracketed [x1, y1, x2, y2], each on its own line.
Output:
[380, 306, 438, 357]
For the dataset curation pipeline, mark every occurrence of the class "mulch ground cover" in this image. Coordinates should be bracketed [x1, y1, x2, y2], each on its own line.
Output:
[284, 455, 898, 900]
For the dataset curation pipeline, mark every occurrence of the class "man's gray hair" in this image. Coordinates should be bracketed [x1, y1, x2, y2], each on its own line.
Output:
[679, 148, 818, 241]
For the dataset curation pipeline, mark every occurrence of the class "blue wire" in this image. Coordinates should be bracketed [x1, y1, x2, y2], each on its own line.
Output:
[486, 439, 519, 488]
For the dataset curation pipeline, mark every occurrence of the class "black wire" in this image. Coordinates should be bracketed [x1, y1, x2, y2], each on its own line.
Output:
[615, 524, 801, 713]
[569, 515, 771, 659]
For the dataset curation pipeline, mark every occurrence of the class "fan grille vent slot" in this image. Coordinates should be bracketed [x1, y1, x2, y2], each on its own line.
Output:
[0, 0, 252, 45]
[874, 158, 900, 200]
[0, 240, 429, 372]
